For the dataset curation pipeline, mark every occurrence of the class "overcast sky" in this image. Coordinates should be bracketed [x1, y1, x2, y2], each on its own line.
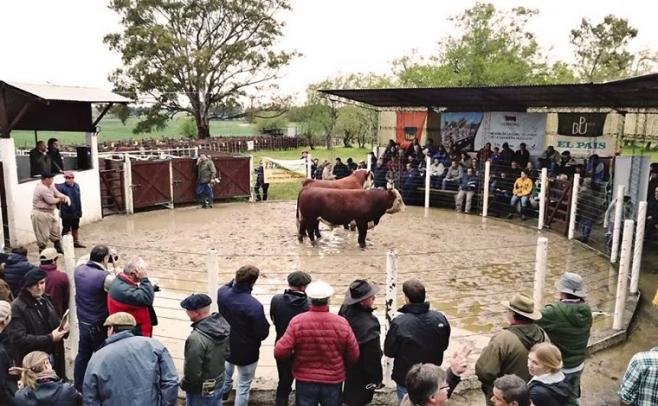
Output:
[1, 0, 656, 102]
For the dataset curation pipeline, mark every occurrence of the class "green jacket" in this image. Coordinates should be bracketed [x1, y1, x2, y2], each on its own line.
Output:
[537, 301, 592, 369]
[476, 323, 548, 404]
[180, 313, 230, 394]
[197, 159, 217, 184]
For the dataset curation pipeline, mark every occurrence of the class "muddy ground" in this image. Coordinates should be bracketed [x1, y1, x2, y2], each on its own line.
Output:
[67, 201, 655, 405]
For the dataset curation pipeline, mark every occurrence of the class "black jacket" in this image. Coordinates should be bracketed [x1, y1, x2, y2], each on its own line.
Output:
[270, 289, 309, 341]
[339, 303, 383, 406]
[0, 332, 17, 405]
[514, 149, 530, 168]
[333, 163, 350, 179]
[384, 302, 451, 385]
[373, 166, 388, 188]
[47, 149, 64, 173]
[528, 377, 573, 406]
[14, 378, 81, 406]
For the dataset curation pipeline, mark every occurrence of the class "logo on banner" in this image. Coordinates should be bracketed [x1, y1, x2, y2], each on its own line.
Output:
[404, 127, 418, 141]
[557, 113, 606, 137]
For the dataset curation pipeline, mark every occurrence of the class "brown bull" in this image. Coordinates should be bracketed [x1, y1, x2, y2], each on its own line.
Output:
[302, 169, 373, 189]
[296, 188, 405, 248]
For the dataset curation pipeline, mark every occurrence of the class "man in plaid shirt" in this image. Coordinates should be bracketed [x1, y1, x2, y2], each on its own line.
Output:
[619, 347, 658, 405]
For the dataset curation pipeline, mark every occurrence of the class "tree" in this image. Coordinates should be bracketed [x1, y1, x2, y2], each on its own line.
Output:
[570, 15, 657, 82]
[105, 0, 296, 138]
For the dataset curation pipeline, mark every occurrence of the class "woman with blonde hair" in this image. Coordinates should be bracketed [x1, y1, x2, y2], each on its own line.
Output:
[527, 343, 574, 406]
[14, 351, 81, 406]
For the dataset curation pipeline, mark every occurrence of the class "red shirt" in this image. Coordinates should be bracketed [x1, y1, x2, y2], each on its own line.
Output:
[41, 263, 69, 318]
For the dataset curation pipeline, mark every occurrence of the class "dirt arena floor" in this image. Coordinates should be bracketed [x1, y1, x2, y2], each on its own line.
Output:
[62, 200, 642, 404]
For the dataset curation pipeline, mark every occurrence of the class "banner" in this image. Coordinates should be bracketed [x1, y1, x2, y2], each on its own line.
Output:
[396, 111, 427, 148]
[440, 112, 484, 151]
[262, 157, 306, 184]
[557, 113, 607, 137]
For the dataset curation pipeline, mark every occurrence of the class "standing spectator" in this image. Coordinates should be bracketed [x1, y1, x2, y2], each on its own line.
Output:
[217, 265, 270, 406]
[333, 158, 350, 179]
[455, 168, 478, 213]
[254, 162, 270, 202]
[475, 293, 548, 406]
[537, 272, 592, 406]
[508, 171, 533, 220]
[73, 245, 115, 391]
[56, 171, 85, 248]
[83, 312, 178, 406]
[0, 301, 16, 405]
[384, 278, 451, 400]
[490, 171, 514, 217]
[107, 257, 155, 337]
[477, 142, 494, 162]
[274, 281, 359, 406]
[499, 143, 515, 167]
[14, 351, 81, 406]
[514, 143, 530, 169]
[47, 138, 64, 173]
[179, 294, 230, 406]
[527, 343, 573, 406]
[586, 154, 607, 185]
[402, 163, 420, 204]
[373, 159, 388, 189]
[196, 154, 218, 209]
[491, 375, 531, 406]
[32, 172, 70, 253]
[3, 247, 31, 298]
[39, 248, 69, 318]
[29, 141, 51, 178]
[8, 268, 68, 379]
[322, 162, 335, 180]
[442, 160, 463, 190]
[339, 280, 383, 406]
[270, 271, 312, 406]
[619, 346, 658, 405]
[310, 158, 319, 179]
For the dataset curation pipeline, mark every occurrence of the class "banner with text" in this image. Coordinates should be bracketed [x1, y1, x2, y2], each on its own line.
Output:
[551, 113, 614, 157]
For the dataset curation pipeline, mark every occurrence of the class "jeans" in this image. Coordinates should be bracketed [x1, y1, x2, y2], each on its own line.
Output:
[221, 361, 258, 406]
[442, 178, 458, 190]
[581, 219, 593, 241]
[295, 381, 342, 406]
[510, 195, 529, 214]
[563, 369, 583, 406]
[396, 384, 407, 401]
[275, 357, 294, 401]
[74, 322, 107, 391]
[186, 390, 223, 406]
[455, 190, 475, 212]
[196, 183, 214, 204]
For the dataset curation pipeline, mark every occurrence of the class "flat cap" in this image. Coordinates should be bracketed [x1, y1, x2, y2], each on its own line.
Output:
[180, 293, 212, 310]
[21, 267, 47, 289]
[287, 271, 312, 288]
[103, 312, 136, 327]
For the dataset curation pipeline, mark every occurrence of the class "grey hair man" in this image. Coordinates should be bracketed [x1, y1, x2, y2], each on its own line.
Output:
[107, 257, 156, 337]
[491, 375, 530, 406]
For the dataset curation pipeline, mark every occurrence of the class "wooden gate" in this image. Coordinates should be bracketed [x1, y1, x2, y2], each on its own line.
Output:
[171, 159, 197, 204]
[131, 160, 173, 209]
[99, 158, 125, 216]
[211, 156, 250, 198]
[545, 179, 572, 235]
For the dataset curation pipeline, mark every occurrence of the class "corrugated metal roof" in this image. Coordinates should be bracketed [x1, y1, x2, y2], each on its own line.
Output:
[2, 81, 131, 103]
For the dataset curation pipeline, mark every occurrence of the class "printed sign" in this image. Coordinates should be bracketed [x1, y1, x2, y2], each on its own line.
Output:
[440, 112, 484, 151]
[557, 113, 607, 137]
[477, 112, 547, 153]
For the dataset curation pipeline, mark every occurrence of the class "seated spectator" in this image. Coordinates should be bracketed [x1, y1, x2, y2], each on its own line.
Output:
[432, 146, 450, 167]
[508, 171, 533, 220]
[525, 161, 539, 180]
[514, 143, 530, 169]
[460, 152, 473, 169]
[107, 257, 156, 337]
[455, 168, 478, 213]
[491, 375, 530, 406]
[490, 172, 513, 217]
[442, 160, 463, 191]
[618, 346, 658, 406]
[477, 142, 494, 162]
[332, 158, 350, 180]
[527, 343, 573, 406]
[538, 146, 560, 176]
[346, 158, 358, 173]
[491, 147, 501, 163]
[430, 159, 446, 189]
[499, 143, 515, 167]
[373, 159, 388, 189]
[0, 301, 16, 404]
[559, 151, 577, 178]
[29, 141, 51, 178]
[646, 186, 658, 241]
[14, 351, 81, 405]
[4, 247, 31, 298]
[509, 161, 521, 178]
[39, 248, 69, 318]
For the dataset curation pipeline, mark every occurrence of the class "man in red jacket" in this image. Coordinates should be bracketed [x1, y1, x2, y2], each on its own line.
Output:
[274, 281, 359, 406]
[107, 257, 155, 336]
[39, 247, 69, 318]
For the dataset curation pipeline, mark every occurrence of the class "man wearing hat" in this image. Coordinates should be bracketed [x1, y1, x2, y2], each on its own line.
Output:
[274, 281, 359, 406]
[31, 171, 70, 253]
[56, 170, 85, 248]
[180, 293, 230, 406]
[476, 293, 549, 406]
[8, 267, 68, 379]
[83, 312, 178, 406]
[537, 272, 592, 405]
[39, 247, 69, 318]
[270, 271, 312, 406]
[339, 279, 383, 406]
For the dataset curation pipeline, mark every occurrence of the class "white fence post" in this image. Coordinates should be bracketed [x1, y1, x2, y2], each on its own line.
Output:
[533, 237, 549, 309]
[424, 155, 431, 208]
[62, 234, 78, 380]
[630, 202, 647, 294]
[482, 161, 491, 217]
[538, 168, 548, 230]
[306, 155, 313, 179]
[568, 173, 580, 240]
[611, 185, 625, 263]
[207, 249, 219, 313]
[366, 154, 372, 173]
[384, 250, 398, 388]
[613, 219, 634, 330]
[123, 154, 134, 215]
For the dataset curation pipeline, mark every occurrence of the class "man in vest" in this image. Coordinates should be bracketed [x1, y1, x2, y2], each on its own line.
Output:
[107, 257, 156, 337]
[73, 245, 115, 391]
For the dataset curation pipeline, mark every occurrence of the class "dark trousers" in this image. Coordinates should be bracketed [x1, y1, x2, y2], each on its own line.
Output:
[74, 322, 107, 391]
[255, 183, 269, 201]
[275, 357, 294, 401]
[61, 217, 80, 234]
[196, 183, 214, 204]
[295, 381, 342, 406]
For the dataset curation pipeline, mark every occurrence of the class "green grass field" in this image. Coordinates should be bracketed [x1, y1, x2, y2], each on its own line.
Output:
[621, 146, 658, 162]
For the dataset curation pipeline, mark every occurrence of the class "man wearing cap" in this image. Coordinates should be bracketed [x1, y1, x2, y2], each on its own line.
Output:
[31, 171, 70, 253]
[339, 279, 383, 406]
[8, 267, 68, 379]
[274, 280, 359, 406]
[384, 278, 451, 400]
[39, 247, 69, 318]
[270, 271, 312, 406]
[476, 293, 549, 406]
[83, 312, 178, 406]
[180, 293, 230, 405]
[56, 170, 85, 248]
[537, 272, 592, 405]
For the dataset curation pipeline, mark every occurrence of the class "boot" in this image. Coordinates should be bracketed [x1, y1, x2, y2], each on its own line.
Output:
[53, 240, 63, 254]
[72, 229, 86, 248]
[275, 397, 288, 406]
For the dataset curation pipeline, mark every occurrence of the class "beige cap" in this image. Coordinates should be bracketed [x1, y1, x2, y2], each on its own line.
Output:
[103, 312, 136, 327]
[39, 248, 61, 262]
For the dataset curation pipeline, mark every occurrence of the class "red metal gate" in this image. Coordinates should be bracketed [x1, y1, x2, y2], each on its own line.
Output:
[131, 160, 173, 209]
[211, 156, 250, 198]
[545, 179, 572, 235]
[99, 159, 125, 216]
[172, 159, 197, 204]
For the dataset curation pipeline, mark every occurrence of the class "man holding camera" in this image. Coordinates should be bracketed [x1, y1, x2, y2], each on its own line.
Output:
[196, 154, 219, 208]
[108, 257, 157, 337]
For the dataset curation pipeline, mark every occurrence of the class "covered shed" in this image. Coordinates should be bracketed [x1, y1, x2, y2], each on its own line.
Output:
[0, 81, 131, 248]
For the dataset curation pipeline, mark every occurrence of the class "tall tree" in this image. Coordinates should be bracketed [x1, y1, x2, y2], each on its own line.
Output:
[105, 0, 296, 138]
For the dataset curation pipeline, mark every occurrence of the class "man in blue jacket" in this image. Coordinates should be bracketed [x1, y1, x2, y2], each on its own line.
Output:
[217, 265, 270, 406]
[3, 247, 32, 297]
[56, 171, 85, 248]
